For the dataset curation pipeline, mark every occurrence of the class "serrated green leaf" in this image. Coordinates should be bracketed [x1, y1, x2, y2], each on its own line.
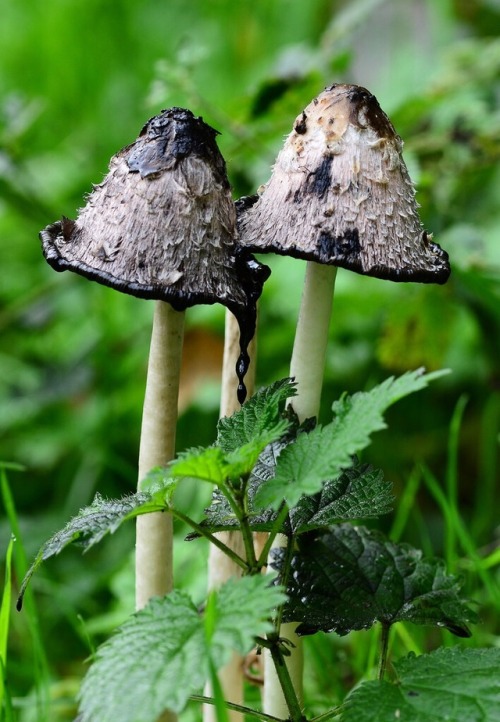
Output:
[78, 576, 285, 721]
[255, 369, 447, 510]
[289, 463, 393, 533]
[170, 422, 290, 486]
[216, 378, 296, 453]
[17, 491, 168, 609]
[225, 419, 292, 478]
[341, 647, 500, 722]
[208, 575, 286, 657]
[169, 446, 229, 484]
[79, 590, 202, 722]
[170, 379, 296, 488]
[168, 419, 290, 486]
[194, 460, 393, 537]
[276, 524, 476, 636]
[139, 466, 179, 496]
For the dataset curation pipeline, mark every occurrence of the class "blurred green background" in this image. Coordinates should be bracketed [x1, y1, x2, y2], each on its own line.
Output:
[1, 0, 499, 719]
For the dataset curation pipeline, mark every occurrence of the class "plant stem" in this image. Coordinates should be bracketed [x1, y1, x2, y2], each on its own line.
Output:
[2, 470, 51, 718]
[135, 301, 185, 608]
[309, 707, 344, 722]
[192, 695, 282, 722]
[256, 505, 290, 569]
[234, 482, 259, 571]
[217, 479, 258, 571]
[267, 638, 305, 722]
[378, 623, 391, 681]
[263, 535, 303, 720]
[171, 508, 248, 572]
[445, 395, 468, 570]
[264, 261, 337, 718]
[204, 309, 257, 722]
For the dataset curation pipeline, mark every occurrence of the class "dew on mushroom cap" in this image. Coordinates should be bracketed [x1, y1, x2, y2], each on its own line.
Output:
[40, 107, 270, 402]
[237, 83, 450, 284]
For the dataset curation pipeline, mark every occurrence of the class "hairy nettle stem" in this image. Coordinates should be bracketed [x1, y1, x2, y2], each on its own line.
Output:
[378, 623, 392, 681]
[268, 639, 306, 722]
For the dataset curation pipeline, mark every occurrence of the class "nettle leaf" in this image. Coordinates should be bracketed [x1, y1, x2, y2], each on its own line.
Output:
[169, 446, 229, 484]
[170, 419, 290, 486]
[193, 460, 393, 537]
[224, 420, 291, 479]
[78, 575, 285, 721]
[207, 574, 286, 655]
[341, 647, 500, 722]
[276, 524, 476, 636]
[17, 490, 169, 610]
[289, 463, 394, 534]
[170, 380, 296, 487]
[188, 438, 289, 536]
[255, 369, 447, 510]
[139, 466, 180, 496]
[216, 378, 296, 453]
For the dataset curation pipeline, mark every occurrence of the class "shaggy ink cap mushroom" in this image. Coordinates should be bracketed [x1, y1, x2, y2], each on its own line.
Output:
[40, 107, 269, 402]
[237, 84, 450, 284]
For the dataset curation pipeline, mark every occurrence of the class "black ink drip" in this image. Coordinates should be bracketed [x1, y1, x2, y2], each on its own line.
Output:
[236, 348, 250, 404]
[232, 251, 271, 405]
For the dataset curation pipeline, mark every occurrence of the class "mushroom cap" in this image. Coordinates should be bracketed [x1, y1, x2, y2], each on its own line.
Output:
[237, 84, 450, 284]
[40, 107, 269, 315]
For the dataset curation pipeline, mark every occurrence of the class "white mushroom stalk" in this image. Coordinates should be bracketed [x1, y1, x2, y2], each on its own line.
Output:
[289, 262, 337, 422]
[135, 300, 185, 608]
[238, 83, 451, 717]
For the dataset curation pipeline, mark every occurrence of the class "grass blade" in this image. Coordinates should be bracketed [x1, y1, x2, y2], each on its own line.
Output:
[0, 469, 51, 720]
[0, 536, 14, 718]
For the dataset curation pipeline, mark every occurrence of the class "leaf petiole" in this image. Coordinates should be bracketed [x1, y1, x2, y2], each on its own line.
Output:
[309, 706, 345, 722]
[219, 477, 259, 570]
[256, 504, 291, 569]
[190, 694, 283, 722]
[378, 622, 392, 681]
[171, 508, 248, 572]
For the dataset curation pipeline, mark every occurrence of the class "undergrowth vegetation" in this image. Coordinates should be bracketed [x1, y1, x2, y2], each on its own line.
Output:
[1, 1, 499, 720]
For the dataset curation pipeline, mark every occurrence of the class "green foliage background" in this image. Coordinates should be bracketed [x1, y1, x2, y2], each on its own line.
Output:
[1, 0, 499, 719]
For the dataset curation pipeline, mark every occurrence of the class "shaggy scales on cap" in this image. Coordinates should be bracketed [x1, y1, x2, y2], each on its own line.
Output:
[238, 84, 450, 284]
[40, 107, 269, 399]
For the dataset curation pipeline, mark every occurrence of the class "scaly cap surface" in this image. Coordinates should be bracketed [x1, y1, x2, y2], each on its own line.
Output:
[238, 84, 450, 284]
[40, 108, 270, 401]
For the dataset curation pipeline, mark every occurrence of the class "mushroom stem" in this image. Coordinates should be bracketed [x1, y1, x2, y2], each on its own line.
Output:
[263, 261, 337, 718]
[289, 262, 337, 421]
[204, 310, 257, 722]
[135, 300, 185, 611]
